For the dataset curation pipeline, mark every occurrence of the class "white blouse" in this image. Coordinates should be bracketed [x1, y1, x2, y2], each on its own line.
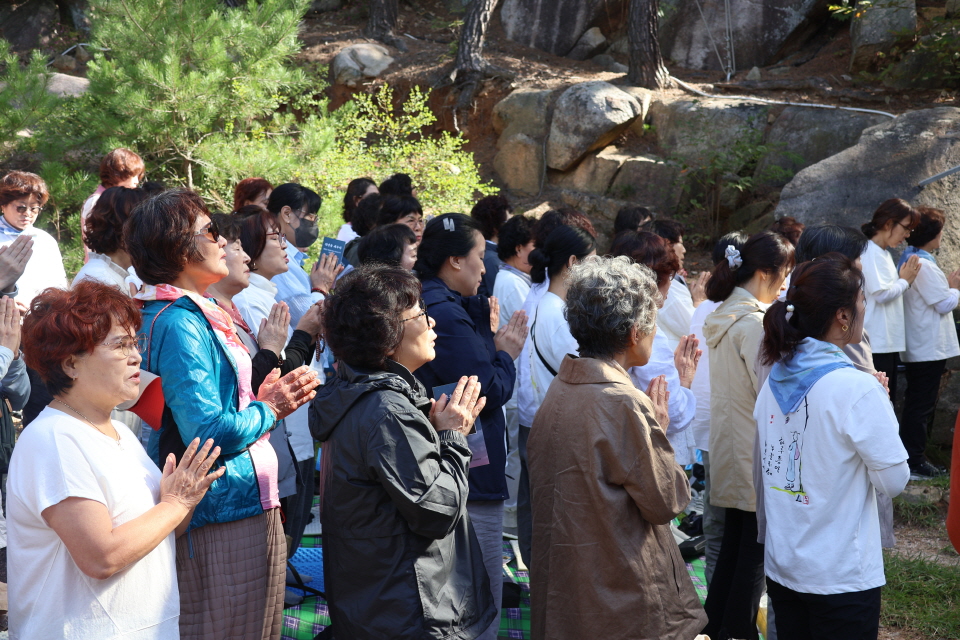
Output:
[860, 241, 909, 354]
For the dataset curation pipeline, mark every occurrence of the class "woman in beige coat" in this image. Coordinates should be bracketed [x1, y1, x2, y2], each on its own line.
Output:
[701, 231, 794, 640]
[529, 256, 707, 640]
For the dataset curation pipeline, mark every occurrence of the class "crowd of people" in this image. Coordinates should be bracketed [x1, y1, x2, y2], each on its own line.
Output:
[0, 147, 954, 640]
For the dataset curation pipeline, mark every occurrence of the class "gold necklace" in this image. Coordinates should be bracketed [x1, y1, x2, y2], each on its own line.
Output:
[56, 399, 121, 448]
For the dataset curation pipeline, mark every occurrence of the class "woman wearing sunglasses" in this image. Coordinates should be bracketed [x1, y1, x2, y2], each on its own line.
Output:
[0, 170, 66, 305]
[124, 190, 322, 640]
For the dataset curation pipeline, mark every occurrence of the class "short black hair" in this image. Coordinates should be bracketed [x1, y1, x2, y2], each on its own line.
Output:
[613, 206, 654, 235]
[379, 173, 414, 197]
[378, 195, 423, 226]
[267, 182, 321, 216]
[323, 264, 422, 370]
[358, 223, 417, 267]
[471, 195, 512, 241]
[794, 224, 868, 263]
[651, 219, 685, 244]
[497, 214, 536, 261]
[211, 212, 243, 244]
[907, 207, 945, 248]
[351, 194, 382, 237]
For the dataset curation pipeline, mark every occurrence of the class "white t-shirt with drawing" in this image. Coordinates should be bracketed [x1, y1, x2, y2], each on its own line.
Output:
[754, 367, 907, 595]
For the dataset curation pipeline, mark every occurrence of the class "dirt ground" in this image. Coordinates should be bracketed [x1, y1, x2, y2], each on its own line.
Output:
[297, 0, 958, 191]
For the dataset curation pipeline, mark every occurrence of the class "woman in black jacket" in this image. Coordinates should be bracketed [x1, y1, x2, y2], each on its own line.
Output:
[309, 264, 495, 640]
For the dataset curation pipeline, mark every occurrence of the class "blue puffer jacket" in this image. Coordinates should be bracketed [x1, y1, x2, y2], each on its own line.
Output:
[141, 297, 277, 531]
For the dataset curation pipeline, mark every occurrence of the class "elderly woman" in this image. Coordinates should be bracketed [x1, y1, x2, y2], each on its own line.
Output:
[528, 256, 707, 640]
[74, 186, 151, 291]
[233, 177, 273, 212]
[309, 264, 495, 639]
[7, 280, 223, 638]
[125, 189, 321, 640]
[357, 223, 418, 270]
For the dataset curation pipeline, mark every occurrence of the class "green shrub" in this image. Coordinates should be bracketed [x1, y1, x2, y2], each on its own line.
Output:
[0, 41, 60, 163]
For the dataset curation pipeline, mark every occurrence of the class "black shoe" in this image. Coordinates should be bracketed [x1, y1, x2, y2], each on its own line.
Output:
[909, 461, 947, 481]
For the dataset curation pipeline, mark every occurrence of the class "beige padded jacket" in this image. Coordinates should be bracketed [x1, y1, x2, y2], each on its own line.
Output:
[703, 286, 766, 512]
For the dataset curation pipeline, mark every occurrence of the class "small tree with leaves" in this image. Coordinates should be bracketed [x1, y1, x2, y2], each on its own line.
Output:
[85, 0, 312, 188]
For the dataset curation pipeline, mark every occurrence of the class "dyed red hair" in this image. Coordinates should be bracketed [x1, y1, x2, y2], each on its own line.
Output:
[0, 170, 50, 207]
[99, 148, 145, 188]
[22, 280, 142, 396]
[609, 231, 680, 290]
[233, 177, 273, 212]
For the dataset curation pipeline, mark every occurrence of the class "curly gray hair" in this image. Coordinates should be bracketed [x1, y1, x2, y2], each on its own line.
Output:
[565, 256, 661, 359]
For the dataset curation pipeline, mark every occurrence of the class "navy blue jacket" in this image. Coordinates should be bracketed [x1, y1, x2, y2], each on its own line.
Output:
[416, 277, 515, 501]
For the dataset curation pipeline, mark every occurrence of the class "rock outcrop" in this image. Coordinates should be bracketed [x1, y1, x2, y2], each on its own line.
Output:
[546, 82, 642, 171]
[850, 0, 917, 72]
[330, 44, 395, 87]
[499, 0, 627, 57]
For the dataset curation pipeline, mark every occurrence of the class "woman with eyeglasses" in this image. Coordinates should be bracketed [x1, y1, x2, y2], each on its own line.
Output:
[7, 280, 225, 639]
[309, 264, 495, 639]
[0, 170, 67, 305]
[231, 205, 325, 598]
[860, 198, 921, 402]
[124, 190, 322, 640]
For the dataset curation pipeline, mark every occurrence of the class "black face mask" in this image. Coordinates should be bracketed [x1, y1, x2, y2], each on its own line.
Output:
[294, 216, 319, 248]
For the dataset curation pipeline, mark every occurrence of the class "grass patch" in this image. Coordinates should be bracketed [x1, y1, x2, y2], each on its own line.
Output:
[892, 478, 950, 529]
[882, 551, 960, 638]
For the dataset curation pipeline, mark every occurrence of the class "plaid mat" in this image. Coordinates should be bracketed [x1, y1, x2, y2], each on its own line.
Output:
[282, 535, 708, 640]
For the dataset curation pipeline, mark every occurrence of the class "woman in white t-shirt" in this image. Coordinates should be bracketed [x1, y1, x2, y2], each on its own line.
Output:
[651, 219, 709, 350]
[755, 257, 908, 640]
[859, 198, 921, 401]
[898, 206, 960, 480]
[525, 226, 596, 415]
[7, 281, 223, 640]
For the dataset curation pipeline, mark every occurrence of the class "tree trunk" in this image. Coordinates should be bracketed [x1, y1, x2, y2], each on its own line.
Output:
[454, 0, 498, 75]
[627, 0, 669, 90]
[366, 0, 406, 50]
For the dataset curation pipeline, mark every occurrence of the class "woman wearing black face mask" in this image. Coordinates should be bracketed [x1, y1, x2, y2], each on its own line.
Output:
[267, 184, 343, 328]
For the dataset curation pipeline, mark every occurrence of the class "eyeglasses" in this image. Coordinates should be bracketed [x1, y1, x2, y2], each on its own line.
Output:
[897, 222, 913, 231]
[195, 219, 220, 242]
[401, 300, 431, 325]
[267, 230, 287, 245]
[103, 335, 146, 357]
[298, 209, 318, 223]
[14, 205, 42, 215]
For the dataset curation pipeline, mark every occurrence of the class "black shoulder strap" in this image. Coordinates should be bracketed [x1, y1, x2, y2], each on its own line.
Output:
[531, 319, 558, 378]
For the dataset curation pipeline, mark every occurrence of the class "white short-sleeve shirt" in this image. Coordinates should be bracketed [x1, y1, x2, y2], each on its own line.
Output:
[7, 407, 179, 639]
[901, 256, 960, 362]
[755, 368, 907, 595]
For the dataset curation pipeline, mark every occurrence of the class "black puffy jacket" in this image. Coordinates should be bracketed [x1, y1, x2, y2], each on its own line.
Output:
[309, 360, 495, 640]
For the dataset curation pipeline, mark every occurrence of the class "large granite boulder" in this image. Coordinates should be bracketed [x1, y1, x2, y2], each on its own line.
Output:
[659, 0, 830, 71]
[46, 72, 90, 97]
[546, 82, 643, 171]
[850, 0, 917, 72]
[492, 88, 555, 145]
[0, 0, 59, 53]
[776, 107, 960, 268]
[755, 107, 891, 186]
[330, 44, 394, 87]
[549, 146, 630, 195]
[494, 133, 544, 196]
[500, 0, 627, 57]
[608, 154, 684, 213]
[649, 98, 769, 168]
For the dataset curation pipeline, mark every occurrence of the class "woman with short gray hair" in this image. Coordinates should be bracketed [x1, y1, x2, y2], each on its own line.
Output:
[528, 256, 707, 640]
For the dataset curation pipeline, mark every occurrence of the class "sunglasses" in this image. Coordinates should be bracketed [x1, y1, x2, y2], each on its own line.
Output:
[195, 219, 221, 242]
[14, 204, 42, 215]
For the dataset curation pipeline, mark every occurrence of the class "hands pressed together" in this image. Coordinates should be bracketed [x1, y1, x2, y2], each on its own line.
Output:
[494, 309, 528, 360]
[430, 375, 486, 437]
[257, 365, 322, 420]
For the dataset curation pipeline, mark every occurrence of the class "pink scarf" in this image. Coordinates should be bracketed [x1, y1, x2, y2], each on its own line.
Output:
[135, 284, 279, 510]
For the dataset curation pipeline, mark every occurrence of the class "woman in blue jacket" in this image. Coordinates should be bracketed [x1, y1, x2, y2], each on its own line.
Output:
[413, 213, 528, 639]
[125, 189, 320, 640]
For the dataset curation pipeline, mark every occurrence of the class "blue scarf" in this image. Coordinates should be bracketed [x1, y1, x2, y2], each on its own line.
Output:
[897, 245, 936, 269]
[0, 216, 25, 237]
[769, 338, 854, 414]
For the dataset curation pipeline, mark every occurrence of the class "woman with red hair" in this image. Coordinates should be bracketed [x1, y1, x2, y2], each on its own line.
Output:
[81, 149, 146, 261]
[610, 231, 702, 466]
[6, 280, 224, 639]
[233, 178, 273, 212]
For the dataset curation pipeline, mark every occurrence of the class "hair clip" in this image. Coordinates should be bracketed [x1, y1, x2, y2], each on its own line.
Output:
[443, 217, 455, 232]
[785, 302, 795, 322]
[724, 245, 743, 270]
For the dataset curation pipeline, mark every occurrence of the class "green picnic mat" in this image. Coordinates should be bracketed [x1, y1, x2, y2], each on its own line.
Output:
[281, 535, 708, 640]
